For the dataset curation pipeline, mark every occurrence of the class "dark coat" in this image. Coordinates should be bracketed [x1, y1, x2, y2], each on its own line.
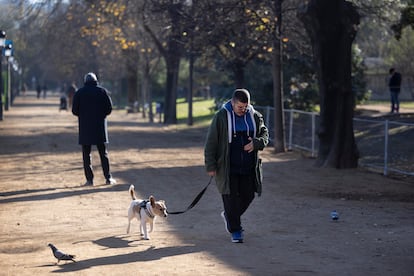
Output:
[389, 72, 402, 93]
[72, 81, 113, 145]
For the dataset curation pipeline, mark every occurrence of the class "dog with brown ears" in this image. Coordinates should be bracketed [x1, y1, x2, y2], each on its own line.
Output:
[126, 184, 168, 240]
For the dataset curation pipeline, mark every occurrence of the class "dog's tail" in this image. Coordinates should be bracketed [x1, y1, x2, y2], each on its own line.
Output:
[129, 185, 136, 200]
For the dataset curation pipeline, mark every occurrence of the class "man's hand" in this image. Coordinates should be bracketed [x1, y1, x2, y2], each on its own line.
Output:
[207, 171, 216, 176]
[244, 137, 254, 153]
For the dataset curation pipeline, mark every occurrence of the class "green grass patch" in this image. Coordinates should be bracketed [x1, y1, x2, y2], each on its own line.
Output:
[364, 100, 414, 108]
[174, 98, 414, 127]
[401, 102, 414, 109]
[177, 97, 216, 126]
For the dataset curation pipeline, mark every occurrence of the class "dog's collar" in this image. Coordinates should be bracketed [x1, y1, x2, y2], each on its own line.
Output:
[140, 200, 155, 218]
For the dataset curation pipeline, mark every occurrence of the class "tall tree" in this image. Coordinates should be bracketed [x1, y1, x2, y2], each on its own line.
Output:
[272, 0, 286, 153]
[142, 0, 188, 124]
[197, 0, 273, 87]
[391, 0, 414, 40]
[298, 0, 360, 168]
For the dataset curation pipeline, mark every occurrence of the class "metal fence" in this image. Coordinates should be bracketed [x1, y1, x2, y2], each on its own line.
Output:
[256, 106, 414, 176]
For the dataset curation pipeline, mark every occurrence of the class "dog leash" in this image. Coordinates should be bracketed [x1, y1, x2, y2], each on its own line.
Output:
[167, 176, 213, 215]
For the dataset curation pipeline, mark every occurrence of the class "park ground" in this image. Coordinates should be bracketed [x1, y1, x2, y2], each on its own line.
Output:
[0, 91, 413, 276]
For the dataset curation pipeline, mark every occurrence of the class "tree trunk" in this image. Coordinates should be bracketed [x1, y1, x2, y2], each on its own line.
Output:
[273, 0, 286, 153]
[127, 69, 138, 106]
[163, 52, 180, 124]
[187, 49, 194, 126]
[125, 49, 138, 107]
[142, 2, 183, 125]
[299, 0, 360, 168]
[141, 58, 150, 120]
[162, 4, 184, 125]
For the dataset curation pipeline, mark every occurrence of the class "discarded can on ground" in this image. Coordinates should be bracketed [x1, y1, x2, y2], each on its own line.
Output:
[331, 210, 339, 221]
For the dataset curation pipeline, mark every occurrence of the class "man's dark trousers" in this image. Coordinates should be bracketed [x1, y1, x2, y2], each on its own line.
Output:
[222, 173, 255, 233]
[82, 144, 111, 182]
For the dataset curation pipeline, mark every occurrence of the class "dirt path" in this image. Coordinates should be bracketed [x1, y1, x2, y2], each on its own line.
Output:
[0, 92, 413, 276]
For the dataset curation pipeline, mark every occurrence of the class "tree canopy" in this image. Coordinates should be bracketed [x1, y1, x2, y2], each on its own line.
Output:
[2, 0, 407, 106]
[1, 0, 412, 165]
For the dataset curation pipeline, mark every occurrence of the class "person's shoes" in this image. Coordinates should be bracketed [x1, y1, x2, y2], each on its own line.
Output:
[106, 178, 117, 185]
[231, 231, 244, 243]
[221, 211, 230, 233]
[83, 180, 93, 186]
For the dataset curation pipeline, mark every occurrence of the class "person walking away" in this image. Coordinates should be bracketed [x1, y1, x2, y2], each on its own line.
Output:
[67, 82, 77, 108]
[204, 88, 269, 243]
[42, 83, 48, 99]
[59, 92, 67, 111]
[388, 68, 402, 113]
[72, 72, 116, 186]
[36, 83, 41, 99]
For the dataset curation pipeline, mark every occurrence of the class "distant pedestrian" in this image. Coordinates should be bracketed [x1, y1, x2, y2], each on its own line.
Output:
[43, 84, 48, 99]
[388, 68, 402, 113]
[59, 93, 67, 111]
[204, 88, 269, 243]
[72, 72, 116, 186]
[21, 83, 27, 96]
[36, 84, 41, 99]
[67, 82, 77, 108]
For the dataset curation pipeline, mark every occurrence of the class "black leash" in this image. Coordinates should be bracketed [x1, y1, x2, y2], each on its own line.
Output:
[167, 176, 213, 215]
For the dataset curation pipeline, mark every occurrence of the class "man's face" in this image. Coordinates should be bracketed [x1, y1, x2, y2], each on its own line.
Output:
[232, 100, 248, 116]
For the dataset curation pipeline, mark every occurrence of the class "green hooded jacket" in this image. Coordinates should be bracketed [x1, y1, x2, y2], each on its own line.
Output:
[204, 104, 269, 196]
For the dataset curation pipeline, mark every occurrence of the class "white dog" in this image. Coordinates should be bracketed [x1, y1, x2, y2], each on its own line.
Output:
[127, 184, 168, 240]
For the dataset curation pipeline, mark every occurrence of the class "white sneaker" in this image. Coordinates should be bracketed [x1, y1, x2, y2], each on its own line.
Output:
[221, 211, 231, 233]
[106, 178, 117, 185]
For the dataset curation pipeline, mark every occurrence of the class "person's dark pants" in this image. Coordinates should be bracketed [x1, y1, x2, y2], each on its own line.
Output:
[390, 91, 400, 113]
[222, 173, 255, 233]
[82, 144, 111, 182]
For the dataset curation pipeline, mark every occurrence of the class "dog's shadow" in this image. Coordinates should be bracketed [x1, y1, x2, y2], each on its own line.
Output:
[92, 235, 134, 249]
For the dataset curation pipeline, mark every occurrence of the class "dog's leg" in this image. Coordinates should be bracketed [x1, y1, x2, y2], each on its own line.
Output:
[139, 220, 144, 237]
[149, 219, 154, 233]
[138, 210, 145, 238]
[141, 217, 149, 240]
[142, 223, 149, 240]
[127, 206, 136, 234]
[127, 208, 132, 234]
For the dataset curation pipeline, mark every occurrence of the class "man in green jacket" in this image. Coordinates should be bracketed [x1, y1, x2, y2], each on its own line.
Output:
[204, 88, 269, 243]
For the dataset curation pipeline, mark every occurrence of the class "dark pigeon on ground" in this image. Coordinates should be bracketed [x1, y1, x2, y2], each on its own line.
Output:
[47, 243, 76, 264]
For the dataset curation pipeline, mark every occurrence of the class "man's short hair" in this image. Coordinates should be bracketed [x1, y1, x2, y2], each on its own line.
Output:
[84, 72, 98, 83]
[389, 68, 395, 74]
[233, 88, 250, 104]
